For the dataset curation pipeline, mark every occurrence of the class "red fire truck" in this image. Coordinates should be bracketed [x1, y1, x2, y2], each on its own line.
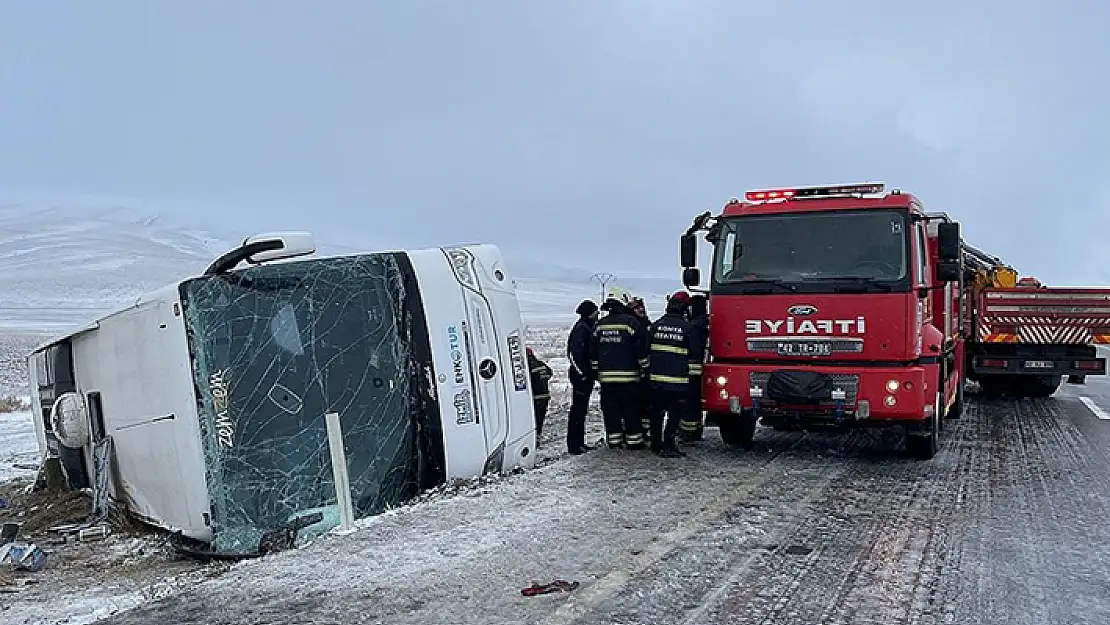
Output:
[679, 182, 1109, 459]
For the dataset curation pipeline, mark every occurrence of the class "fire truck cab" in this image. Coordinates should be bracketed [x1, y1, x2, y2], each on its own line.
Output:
[680, 183, 964, 459]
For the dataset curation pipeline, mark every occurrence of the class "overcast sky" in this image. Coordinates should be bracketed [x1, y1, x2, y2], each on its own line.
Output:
[1, 1, 1108, 285]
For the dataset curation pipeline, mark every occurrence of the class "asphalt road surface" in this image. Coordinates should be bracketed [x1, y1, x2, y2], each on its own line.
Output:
[100, 384, 1110, 625]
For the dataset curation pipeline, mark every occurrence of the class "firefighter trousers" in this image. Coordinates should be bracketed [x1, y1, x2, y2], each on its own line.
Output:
[649, 388, 688, 452]
[567, 371, 594, 451]
[639, 379, 653, 440]
[599, 382, 644, 448]
[679, 375, 704, 439]
[533, 397, 549, 440]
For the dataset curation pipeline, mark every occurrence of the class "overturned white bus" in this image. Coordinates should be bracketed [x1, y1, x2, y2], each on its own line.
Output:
[26, 233, 537, 556]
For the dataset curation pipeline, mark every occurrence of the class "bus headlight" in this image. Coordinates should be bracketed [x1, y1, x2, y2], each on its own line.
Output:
[444, 247, 479, 291]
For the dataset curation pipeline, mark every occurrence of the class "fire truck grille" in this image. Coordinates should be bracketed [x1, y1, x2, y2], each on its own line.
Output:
[748, 372, 861, 403]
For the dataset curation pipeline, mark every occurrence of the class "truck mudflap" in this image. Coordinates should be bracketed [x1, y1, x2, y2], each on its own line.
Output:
[705, 364, 933, 426]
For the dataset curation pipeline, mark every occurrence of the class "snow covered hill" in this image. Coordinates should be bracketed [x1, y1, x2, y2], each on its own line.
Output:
[0, 205, 679, 331]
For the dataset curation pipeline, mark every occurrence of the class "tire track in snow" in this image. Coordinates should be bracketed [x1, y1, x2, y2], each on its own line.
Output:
[533, 430, 809, 625]
[571, 404, 993, 625]
[715, 427, 970, 625]
[944, 395, 1110, 625]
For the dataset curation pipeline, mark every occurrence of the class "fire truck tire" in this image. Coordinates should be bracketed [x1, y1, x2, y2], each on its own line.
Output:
[1067, 374, 1087, 385]
[719, 410, 757, 449]
[1027, 375, 1062, 398]
[906, 393, 940, 460]
[703, 411, 729, 428]
[978, 376, 1008, 398]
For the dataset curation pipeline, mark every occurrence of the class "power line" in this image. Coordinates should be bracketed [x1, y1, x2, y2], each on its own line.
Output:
[589, 272, 615, 302]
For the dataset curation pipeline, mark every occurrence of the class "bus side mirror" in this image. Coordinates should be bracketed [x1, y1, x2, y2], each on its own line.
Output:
[936, 260, 961, 282]
[204, 232, 317, 276]
[680, 234, 697, 268]
[683, 268, 701, 288]
[937, 222, 960, 261]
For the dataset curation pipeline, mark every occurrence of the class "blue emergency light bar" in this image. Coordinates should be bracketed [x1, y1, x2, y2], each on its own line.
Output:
[744, 182, 886, 202]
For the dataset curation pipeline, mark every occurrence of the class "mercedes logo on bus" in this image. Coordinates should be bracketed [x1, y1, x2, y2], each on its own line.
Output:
[479, 359, 498, 380]
[787, 304, 818, 316]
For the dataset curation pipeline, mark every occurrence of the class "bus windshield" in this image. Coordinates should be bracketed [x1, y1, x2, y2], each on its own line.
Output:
[179, 252, 443, 555]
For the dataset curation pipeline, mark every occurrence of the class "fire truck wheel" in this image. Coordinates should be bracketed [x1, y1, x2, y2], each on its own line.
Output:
[977, 376, 1008, 398]
[906, 393, 940, 460]
[719, 410, 757, 449]
[1027, 375, 1062, 398]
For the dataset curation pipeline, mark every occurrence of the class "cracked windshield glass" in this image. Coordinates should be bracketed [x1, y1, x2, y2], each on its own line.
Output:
[180, 254, 437, 554]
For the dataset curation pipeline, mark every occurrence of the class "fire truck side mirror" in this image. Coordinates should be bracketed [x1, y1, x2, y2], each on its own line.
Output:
[936, 222, 960, 261]
[683, 268, 701, 288]
[936, 260, 961, 282]
[680, 234, 697, 268]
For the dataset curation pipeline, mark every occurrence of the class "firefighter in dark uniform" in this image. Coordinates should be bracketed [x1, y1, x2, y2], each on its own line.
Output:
[565, 300, 599, 455]
[526, 346, 553, 442]
[648, 292, 699, 457]
[590, 287, 649, 449]
[680, 294, 710, 442]
[628, 296, 653, 442]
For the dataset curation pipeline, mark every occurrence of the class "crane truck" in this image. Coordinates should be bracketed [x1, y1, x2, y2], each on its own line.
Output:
[679, 182, 1110, 459]
[960, 244, 1110, 396]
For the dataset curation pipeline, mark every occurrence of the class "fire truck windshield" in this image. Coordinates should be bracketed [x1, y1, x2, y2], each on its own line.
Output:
[712, 209, 910, 292]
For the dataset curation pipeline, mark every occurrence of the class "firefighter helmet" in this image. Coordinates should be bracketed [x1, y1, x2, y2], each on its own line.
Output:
[606, 286, 633, 305]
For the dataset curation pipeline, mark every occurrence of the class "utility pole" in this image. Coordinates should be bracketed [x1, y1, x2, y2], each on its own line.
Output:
[590, 272, 615, 303]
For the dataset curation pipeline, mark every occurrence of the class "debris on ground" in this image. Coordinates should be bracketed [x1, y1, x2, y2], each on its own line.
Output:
[1, 541, 48, 572]
[0, 474, 230, 623]
[521, 579, 580, 596]
[0, 478, 91, 536]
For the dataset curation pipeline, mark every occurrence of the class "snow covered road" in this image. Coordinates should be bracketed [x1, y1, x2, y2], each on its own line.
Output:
[92, 392, 1110, 625]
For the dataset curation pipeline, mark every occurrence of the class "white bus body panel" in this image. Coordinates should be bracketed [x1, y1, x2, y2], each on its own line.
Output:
[406, 244, 536, 477]
[29, 285, 213, 542]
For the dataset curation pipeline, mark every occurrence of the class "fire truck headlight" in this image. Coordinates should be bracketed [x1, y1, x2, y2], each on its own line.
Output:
[716, 375, 728, 386]
[719, 388, 729, 400]
[885, 379, 900, 393]
[884, 395, 897, 407]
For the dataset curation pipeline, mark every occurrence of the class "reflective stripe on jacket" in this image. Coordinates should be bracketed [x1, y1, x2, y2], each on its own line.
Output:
[591, 309, 648, 384]
[647, 312, 698, 389]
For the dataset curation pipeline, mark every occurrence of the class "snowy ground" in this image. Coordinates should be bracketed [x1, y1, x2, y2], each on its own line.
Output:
[0, 409, 36, 482]
[6, 331, 1110, 624]
[9, 384, 1100, 625]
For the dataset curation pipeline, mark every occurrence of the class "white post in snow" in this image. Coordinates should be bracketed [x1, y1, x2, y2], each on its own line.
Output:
[325, 411, 356, 533]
